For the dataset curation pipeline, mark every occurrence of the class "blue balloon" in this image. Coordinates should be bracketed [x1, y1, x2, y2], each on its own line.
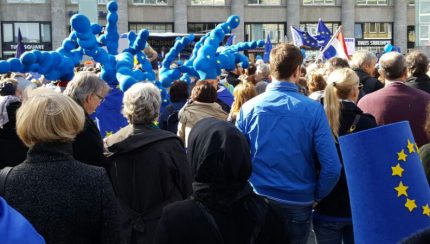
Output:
[0, 61, 11, 73]
[384, 43, 393, 53]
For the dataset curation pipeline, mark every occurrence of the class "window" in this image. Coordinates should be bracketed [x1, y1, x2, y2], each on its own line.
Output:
[188, 23, 218, 34]
[71, 0, 109, 4]
[191, 0, 224, 5]
[303, 0, 335, 5]
[2, 24, 13, 43]
[248, 0, 281, 5]
[7, 0, 47, 3]
[300, 22, 340, 36]
[2, 22, 51, 43]
[417, 1, 430, 46]
[129, 23, 173, 33]
[362, 23, 392, 39]
[132, 0, 167, 4]
[357, 0, 388, 6]
[245, 23, 285, 44]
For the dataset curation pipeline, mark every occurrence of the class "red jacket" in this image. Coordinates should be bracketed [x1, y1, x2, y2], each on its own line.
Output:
[358, 82, 430, 147]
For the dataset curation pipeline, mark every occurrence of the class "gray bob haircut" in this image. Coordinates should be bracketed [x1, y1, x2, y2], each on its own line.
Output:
[350, 50, 377, 70]
[123, 82, 161, 125]
[63, 71, 110, 105]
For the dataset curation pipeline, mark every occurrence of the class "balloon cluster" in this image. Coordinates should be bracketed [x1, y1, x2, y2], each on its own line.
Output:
[160, 15, 264, 86]
[192, 15, 265, 80]
[159, 34, 199, 88]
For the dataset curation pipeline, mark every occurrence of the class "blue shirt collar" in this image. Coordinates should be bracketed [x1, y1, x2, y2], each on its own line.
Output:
[267, 80, 299, 92]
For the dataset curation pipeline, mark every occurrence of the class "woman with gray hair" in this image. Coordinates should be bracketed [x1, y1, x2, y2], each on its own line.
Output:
[104, 82, 192, 244]
[64, 71, 110, 168]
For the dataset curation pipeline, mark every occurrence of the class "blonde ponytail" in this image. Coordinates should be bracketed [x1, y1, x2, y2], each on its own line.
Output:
[324, 68, 360, 139]
[324, 81, 340, 138]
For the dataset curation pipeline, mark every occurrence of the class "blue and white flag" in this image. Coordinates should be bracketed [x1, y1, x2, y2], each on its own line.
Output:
[290, 26, 319, 49]
[263, 34, 272, 63]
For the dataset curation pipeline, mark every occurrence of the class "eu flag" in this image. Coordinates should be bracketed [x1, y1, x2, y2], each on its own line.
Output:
[92, 87, 128, 138]
[263, 34, 272, 63]
[339, 121, 430, 244]
[15, 28, 25, 59]
[290, 26, 320, 49]
[315, 19, 337, 59]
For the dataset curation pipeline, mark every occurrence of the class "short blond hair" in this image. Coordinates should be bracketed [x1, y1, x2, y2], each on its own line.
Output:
[16, 88, 85, 147]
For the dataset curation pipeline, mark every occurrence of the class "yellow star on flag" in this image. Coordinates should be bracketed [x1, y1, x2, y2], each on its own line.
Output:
[407, 140, 415, 153]
[391, 163, 404, 177]
[397, 150, 407, 162]
[405, 198, 417, 212]
[105, 131, 113, 138]
[423, 204, 430, 217]
[394, 181, 408, 197]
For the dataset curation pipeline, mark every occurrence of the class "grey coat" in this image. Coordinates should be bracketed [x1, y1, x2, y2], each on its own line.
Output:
[1, 142, 121, 244]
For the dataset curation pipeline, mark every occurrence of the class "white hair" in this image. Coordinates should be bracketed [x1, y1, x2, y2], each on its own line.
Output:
[350, 50, 377, 70]
[123, 82, 161, 125]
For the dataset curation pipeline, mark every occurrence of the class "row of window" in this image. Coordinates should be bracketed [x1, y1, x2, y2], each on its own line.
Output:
[6, 0, 391, 5]
[2, 22, 395, 44]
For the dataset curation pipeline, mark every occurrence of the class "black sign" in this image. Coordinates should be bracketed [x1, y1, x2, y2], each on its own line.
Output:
[356, 39, 391, 46]
[2, 42, 52, 52]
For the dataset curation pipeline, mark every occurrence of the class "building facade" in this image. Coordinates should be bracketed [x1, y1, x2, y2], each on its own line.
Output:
[0, 0, 416, 58]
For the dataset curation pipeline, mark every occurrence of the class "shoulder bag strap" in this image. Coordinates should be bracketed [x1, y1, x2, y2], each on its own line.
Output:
[348, 114, 362, 134]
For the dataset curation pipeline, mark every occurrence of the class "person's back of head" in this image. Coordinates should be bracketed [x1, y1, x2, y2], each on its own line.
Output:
[406, 51, 429, 77]
[16, 88, 85, 148]
[246, 63, 257, 76]
[325, 57, 350, 76]
[270, 44, 303, 82]
[0, 78, 18, 96]
[350, 50, 377, 74]
[169, 80, 189, 103]
[379, 52, 407, 81]
[307, 73, 327, 94]
[231, 82, 257, 115]
[324, 68, 360, 138]
[255, 63, 270, 82]
[192, 80, 217, 103]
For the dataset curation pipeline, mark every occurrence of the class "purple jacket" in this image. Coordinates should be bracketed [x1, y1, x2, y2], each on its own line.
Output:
[358, 82, 430, 147]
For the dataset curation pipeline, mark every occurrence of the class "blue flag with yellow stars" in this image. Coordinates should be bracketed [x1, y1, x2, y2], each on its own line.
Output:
[339, 121, 430, 244]
[91, 87, 128, 139]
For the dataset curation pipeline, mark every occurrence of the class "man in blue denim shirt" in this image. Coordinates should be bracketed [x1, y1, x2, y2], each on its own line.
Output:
[236, 44, 341, 244]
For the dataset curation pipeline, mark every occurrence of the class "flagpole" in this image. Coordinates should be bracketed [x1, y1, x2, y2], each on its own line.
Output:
[315, 25, 343, 63]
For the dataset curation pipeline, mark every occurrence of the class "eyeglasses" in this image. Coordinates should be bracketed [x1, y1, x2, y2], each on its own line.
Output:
[357, 83, 364, 90]
[94, 93, 105, 103]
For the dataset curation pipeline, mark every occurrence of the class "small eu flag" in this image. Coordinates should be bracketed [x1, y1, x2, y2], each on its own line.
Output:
[339, 121, 430, 244]
[263, 34, 272, 63]
[92, 87, 128, 138]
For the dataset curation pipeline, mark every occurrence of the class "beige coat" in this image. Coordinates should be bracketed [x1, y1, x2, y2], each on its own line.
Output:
[177, 101, 228, 147]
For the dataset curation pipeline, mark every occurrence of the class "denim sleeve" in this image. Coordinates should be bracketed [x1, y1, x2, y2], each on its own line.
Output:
[313, 106, 342, 201]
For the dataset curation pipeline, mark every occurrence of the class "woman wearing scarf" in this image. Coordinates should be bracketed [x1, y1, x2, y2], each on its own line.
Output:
[0, 78, 27, 167]
[154, 118, 286, 244]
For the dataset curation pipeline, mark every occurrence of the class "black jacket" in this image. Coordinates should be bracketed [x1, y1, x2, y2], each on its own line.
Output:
[154, 196, 286, 244]
[315, 101, 377, 218]
[105, 124, 192, 244]
[0, 101, 28, 168]
[407, 74, 430, 94]
[72, 114, 107, 168]
[1, 142, 121, 244]
[155, 118, 287, 244]
[354, 68, 384, 95]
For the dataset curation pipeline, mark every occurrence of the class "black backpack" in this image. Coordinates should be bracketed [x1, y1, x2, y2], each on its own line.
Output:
[166, 105, 179, 134]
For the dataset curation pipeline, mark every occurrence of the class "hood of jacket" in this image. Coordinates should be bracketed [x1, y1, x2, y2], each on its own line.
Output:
[105, 124, 179, 157]
[179, 101, 227, 125]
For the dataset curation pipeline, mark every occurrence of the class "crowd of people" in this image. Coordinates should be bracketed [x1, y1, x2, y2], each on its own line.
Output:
[1, 43, 430, 244]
